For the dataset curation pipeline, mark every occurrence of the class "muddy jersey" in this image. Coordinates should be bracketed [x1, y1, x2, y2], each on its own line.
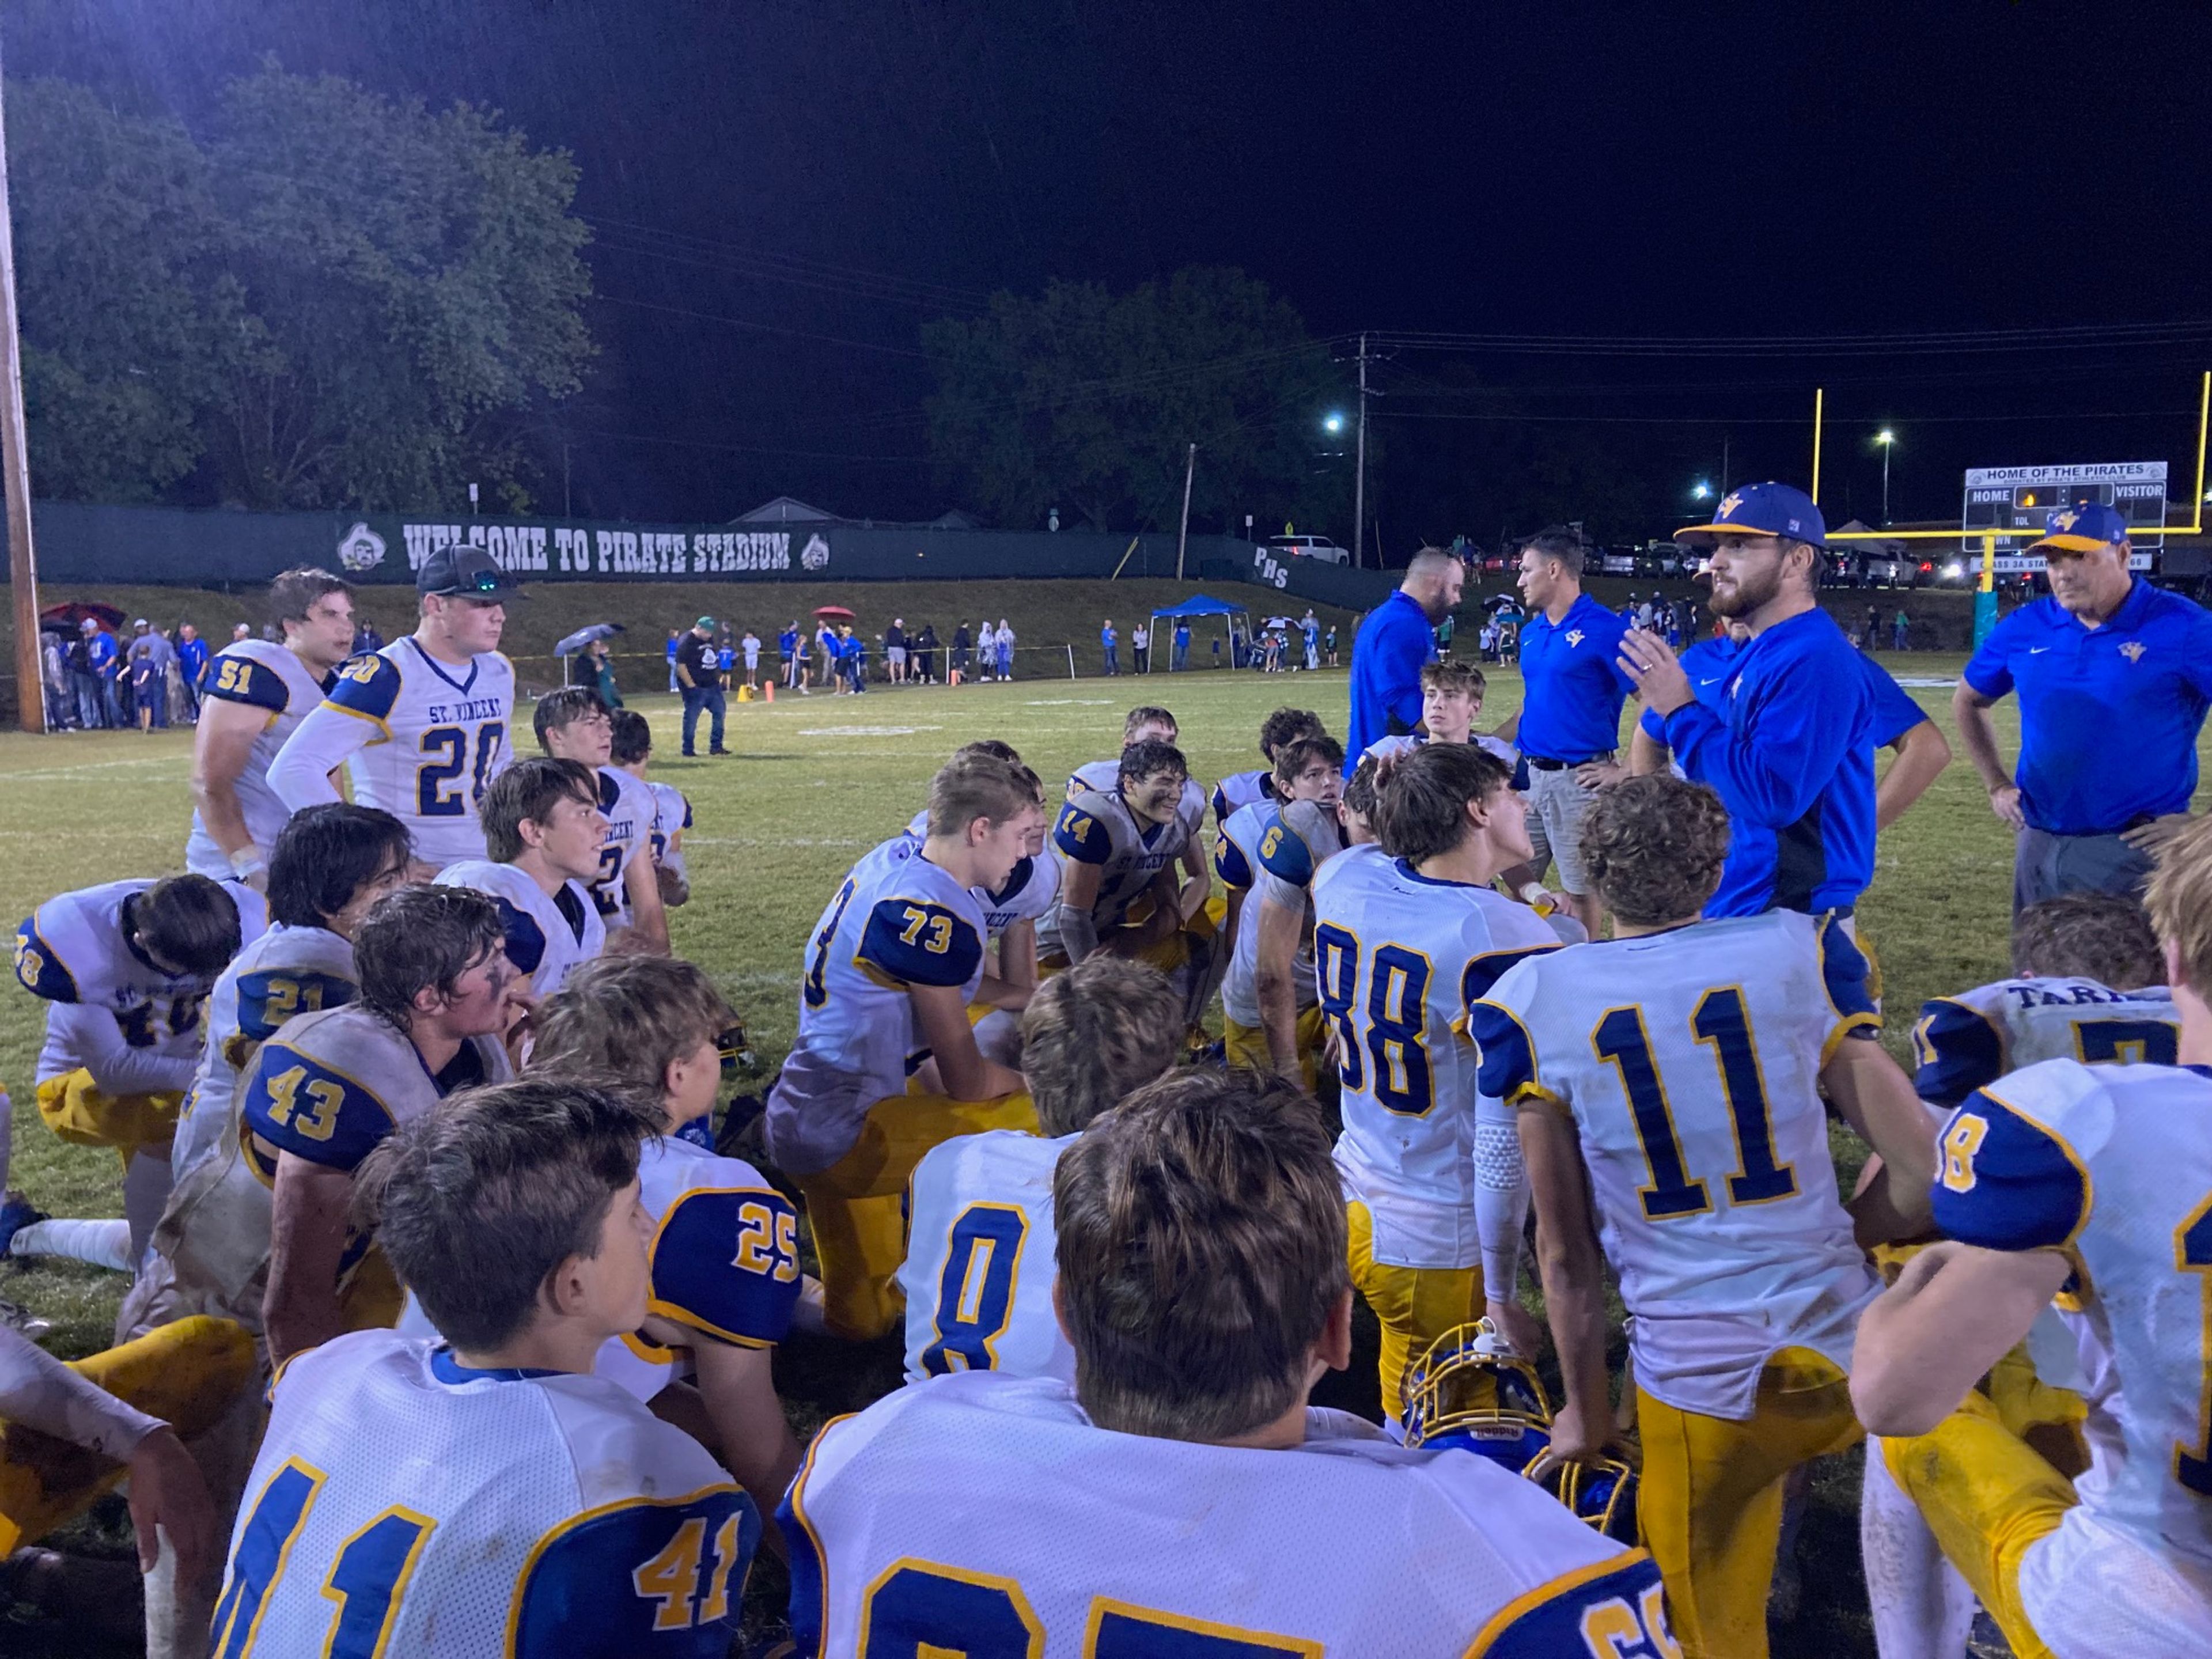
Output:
[1040, 786, 1192, 955]
[1912, 976, 2180, 1108]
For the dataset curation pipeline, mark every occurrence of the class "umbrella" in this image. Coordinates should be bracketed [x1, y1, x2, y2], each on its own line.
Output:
[554, 622, 624, 658]
[813, 604, 856, 620]
[41, 601, 125, 631]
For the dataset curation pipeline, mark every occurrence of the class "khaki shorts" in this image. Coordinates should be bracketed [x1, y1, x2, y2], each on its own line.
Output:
[1523, 762, 1605, 895]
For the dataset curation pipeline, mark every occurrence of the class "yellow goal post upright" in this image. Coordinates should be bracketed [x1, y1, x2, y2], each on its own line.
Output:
[1809, 370, 2209, 645]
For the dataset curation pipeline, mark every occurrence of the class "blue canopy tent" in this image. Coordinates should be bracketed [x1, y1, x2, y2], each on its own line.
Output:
[1149, 593, 1251, 669]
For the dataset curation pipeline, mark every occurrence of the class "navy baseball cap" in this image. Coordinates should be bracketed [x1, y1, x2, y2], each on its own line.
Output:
[1676, 482, 1829, 550]
[2029, 501, 2130, 554]
[417, 544, 524, 599]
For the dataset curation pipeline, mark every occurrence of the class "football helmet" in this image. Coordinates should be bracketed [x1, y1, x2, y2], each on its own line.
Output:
[1527, 1446, 1641, 1545]
[1399, 1319, 1552, 1476]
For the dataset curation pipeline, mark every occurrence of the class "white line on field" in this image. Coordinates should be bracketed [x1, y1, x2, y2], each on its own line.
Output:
[796, 725, 943, 737]
[684, 837, 870, 848]
[0, 755, 192, 782]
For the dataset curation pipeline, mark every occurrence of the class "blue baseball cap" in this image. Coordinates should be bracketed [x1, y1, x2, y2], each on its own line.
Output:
[2029, 501, 2130, 555]
[1676, 482, 1829, 550]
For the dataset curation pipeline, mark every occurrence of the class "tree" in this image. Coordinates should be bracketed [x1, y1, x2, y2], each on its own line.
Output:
[6, 66, 594, 512]
[923, 268, 1348, 534]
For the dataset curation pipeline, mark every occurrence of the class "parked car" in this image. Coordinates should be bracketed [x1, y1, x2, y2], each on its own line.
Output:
[1268, 534, 1350, 566]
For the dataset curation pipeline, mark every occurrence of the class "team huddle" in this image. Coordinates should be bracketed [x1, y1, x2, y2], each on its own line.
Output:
[0, 537, 2208, 1659]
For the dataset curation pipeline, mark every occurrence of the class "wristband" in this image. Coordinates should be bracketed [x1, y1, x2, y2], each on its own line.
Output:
[229, 847, 268, 881]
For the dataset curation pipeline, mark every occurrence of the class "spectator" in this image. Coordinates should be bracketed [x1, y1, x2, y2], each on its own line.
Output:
[83, 619, 121, 728]
[975, 619, 997, 681]
[1131, 619, 1150, 674]
[674, 615, 728, 757]
[814, 617, 838, 688]
[741, 626, 761, 689]
[779, 620, 801, 688]
[1173, 618, 1191, 671]
[571, 636, 623, 708]
[40, 628, 71, 729]
[914, 622, 938, 684]
[351, 616, 384, 656]
[838, 623, 866, 694]
[789, 620, 811, 695]
[1211, 634, 1222, 668]
[175, 622, 208, 724]
[717, 628, 736, 687]
[128, 619, 174, 732]
[664, 626, 682, 692]
[997, 618, 1016, 680]
[885, 616, 908, 683]
[1101, 618, 1119, 676]
[66, 621, 103, 729]
[1436, 610, 1456, 658]
[1892, 607, 1910, 652]
[951, 620, 972, 685]
[1301, 609, 1320, 671]
[230, 622, 251, 643]
[1864, 604, 1881, 652]
[1325, 622, 1338, 667]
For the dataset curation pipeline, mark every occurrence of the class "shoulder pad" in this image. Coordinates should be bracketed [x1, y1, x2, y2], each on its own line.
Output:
[857, 896, 983, 988]
[199, 647, 293, 711]
[240, 1039, 399, 1171]
[510, 1484, 757, 1656]
[1470, 1554, 1672, 1658]
[13, 914, 81, 1003]
[1931, 1069, 2095, 1255]
[650, 1186, 802, 1346]
[235, 968, 355, 1042]
[1257, 815, 1315, 887]
[325, 651, 402, 721]
[1051, 800, 1112, 865]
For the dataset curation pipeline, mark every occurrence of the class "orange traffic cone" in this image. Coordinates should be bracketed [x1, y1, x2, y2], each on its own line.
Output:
[764, 680, 774, 703]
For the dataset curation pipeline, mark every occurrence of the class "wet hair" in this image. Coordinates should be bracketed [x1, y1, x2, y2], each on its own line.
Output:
[926, 754, 1040, 839]
[1341, 755, 1382, 823]
[608, 709, 653, 766]
[1271, 734, 1346, 790]
[1257, 708, 1325, 761]
[1121, 706, 1179, 744]
[1021, 957, 1183, 1137]
[532, 687, 610, 750]
[128, 875, 245, 980]
[1370, 743, 1512, 864]
[1579, 774, 1732, 926]
[354, 1080, 654, 1351]
[530, 955, 737, 1105]
[267, 567, 353, 628]
[480, 758, 599, 865]
[952, 739, 1024, 765]
[353, 885, 505, 1028]
[266, 805, 414, 931]
[1054, 1068, 1347, 1443]
[2011, 893, 2164, 989]
[1117, 739, 1188, 789]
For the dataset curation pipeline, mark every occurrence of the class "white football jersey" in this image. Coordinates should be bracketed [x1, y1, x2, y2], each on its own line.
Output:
[781, 1372, 1669, 1656]
[648, 781, 692, 884]
[17, 877, 268, 1086]
[903, 809, 1060, 940]
[1068, 759, 1206, 843]
[1213, 798, 1275, 1025]
[184, 639, 333, 877]
[436, 860, 604, 998]
[1912, 976, 2180, 1108]
[1932, 1060, 2212, 1656]
[270, 635, 516, 869]
[1471, 911, 1881, 1419]
[172, 923, 357, 1183]
[897, 1130, 1075, 1387]
[589, 766, 657, 928]
[216, 1330, 755, 1658]
[766, 838, 990, 1175]
[1040, 786, 1192, 955]
[1315, 849, 1559, 1269]
[1210, 766, 1270, 827]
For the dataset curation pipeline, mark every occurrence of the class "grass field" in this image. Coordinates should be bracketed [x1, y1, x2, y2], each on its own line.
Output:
[0, 650, 2143, 1654]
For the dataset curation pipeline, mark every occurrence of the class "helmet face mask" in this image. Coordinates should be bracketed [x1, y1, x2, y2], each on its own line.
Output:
[1400, 1318, 1640, 1544]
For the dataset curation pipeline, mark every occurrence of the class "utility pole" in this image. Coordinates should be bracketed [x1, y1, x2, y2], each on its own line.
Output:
[1175, 441, 1197, 579]
[1352, 332, 1369, 569]
[0, 53, 44, 734]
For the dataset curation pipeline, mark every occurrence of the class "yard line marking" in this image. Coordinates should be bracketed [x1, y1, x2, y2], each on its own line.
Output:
[796, 725, 942, 737]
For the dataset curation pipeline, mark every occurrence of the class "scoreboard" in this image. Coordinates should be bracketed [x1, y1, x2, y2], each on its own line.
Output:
[1961, 461, 2165, 571]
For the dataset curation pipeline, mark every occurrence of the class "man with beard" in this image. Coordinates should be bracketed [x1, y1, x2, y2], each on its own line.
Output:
[1616, 483, 1874, 920]
[1344, 547, 1462, 769]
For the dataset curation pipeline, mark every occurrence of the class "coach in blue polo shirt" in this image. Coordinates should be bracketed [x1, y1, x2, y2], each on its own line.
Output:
[1619, 482, 1874, 916]
[1344, 547, 1461, 768]
[1955, 501, 2212, 911]
[1514, 526, 1635, 935]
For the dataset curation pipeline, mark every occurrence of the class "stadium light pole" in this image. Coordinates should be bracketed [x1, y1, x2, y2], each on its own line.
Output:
[1876, 429, 1896, 525]
[1353, 332, 1369, 569]
[0, 39, 44, 733]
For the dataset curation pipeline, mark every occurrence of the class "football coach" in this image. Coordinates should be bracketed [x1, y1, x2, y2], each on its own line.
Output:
[1953, 501, 2212, 911]
[1344, 547, 1462, 768]
[1617, 483, 1875, 919]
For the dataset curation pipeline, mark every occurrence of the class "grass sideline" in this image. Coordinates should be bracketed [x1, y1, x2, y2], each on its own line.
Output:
[0, 655, 2149, 1654]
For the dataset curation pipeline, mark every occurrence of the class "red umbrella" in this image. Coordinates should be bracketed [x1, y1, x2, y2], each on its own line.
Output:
[812, 604, 856, 620]
[41, 601, 125, 632]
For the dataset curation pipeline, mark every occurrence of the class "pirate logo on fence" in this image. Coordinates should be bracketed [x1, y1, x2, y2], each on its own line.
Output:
[336, 521, 387, 573]
[800, 533, 832, 571]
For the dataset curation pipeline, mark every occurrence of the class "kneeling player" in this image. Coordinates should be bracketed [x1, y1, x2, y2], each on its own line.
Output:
[535, 688, 667, 950]
[1471, 775, 1939, 1659]
[1210, 704, 1326, 826]
[765, 754, 1038, 1340]
[1316, 743, 1559, 1422]
[610, 710, 692, 909]
[1217, 734, 1344, 1084]
[896, 956, 1182, 1384]
[783, 1068, 1670, 1651]
[215, 1080, 756, 1655]
[1067, 704, 1208, 885]
[1853, 825, 2212, 1659]
[438, 758, 608, 1000]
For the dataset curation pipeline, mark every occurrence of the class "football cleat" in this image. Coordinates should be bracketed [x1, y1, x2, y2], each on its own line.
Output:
[1527, 1446, 1642, 1546]
[1400, 1318, 1552, 1476]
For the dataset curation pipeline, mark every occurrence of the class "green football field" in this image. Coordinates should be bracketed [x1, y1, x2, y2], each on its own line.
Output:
[0, 654, 2139, 1654]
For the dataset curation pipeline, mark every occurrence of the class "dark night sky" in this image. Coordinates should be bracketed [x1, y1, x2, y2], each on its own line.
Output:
[14, 1, 2212, 539]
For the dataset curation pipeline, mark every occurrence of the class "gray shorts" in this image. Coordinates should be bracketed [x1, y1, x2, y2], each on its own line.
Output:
[2013, 824, 2155, 915]
[1524, 762, 1605, 895]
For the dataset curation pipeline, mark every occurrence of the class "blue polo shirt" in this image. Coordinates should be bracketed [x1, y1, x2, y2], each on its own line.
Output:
[1345, 589, 1440, 773]
[1640, 637, 1929, 749]
[1963, 579, 2212, 835]
[1664, 607, 1874, 917]
[1517, 594, 1635, 762]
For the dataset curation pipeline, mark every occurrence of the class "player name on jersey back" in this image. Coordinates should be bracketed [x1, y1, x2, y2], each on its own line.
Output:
[1912, 976, 2180, 1108]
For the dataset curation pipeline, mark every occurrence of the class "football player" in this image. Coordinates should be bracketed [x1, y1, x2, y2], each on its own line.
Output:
[1313, 743, 1559, 1423]
[9, 874, 262, 1276]
[1471, 774, 1938, 1659]
[610, 710, 691, 909]
[1627, 617, 1952, 831]
[249, 885, 516, 1366]
[217, 1081, 756, 1655]
[896, 956, 1182, 1386]
[765, 753, 1037, 1340]
[185, 567, 358, 887]
[782, 1069, 1672, 1652]
[1852, 815, 2212, 1659]
[1210, 705, 1326, 827]
[1359, 658, 1518, 770]
[534, 688, 667, 951]
[1217, 734, 1344, 1085]
[1067, 705, 1208, 883]
[267, 545, 520, 872]
[437, 759, 608, 1001]
[131, 805, 413, 1344]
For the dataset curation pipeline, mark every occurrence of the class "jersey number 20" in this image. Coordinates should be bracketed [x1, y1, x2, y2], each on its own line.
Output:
[416, 722, 506, 817]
